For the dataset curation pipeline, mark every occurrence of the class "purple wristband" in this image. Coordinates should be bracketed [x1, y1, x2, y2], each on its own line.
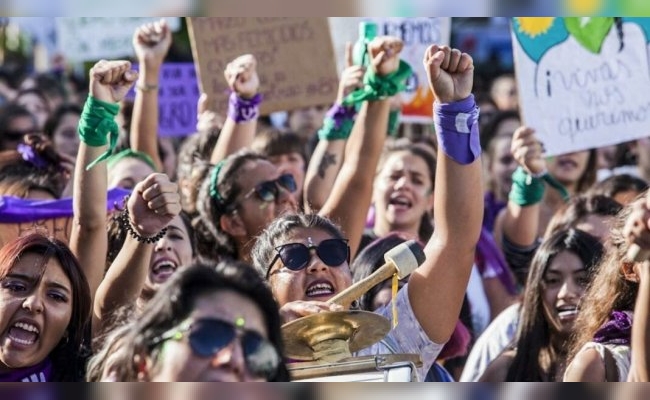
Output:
[433, 95, 481, 165]
[326, 103, 357, 129]
[228, 92, 262, 123]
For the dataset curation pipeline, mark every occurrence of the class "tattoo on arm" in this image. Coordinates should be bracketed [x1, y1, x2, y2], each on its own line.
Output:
[317, 152, 337, 179]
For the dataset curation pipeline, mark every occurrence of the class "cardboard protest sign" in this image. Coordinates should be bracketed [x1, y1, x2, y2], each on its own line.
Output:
[55, 17, 181, 62]
[512, 17, 650, 156]
[0, 188, 129, 249]
[126, 63, 200, 137]
[187, 17, 339, 117]
[329, 17, 451, 124]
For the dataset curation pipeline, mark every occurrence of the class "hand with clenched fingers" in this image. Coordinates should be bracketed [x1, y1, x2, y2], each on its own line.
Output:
[127, 173, 181, 237]
[133, 18, 172, 66]
[367, 36, 404, 77]
[224, 54, 260, 99]
[423, 44, 474, 103]
[89, 60, 138, 104]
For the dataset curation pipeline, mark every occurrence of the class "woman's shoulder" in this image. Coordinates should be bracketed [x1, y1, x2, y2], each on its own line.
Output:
[564, 343, 607, 382]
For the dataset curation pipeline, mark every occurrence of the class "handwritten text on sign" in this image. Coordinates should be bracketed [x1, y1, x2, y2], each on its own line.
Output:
[126, 63, 199, 137]
[513, 18, 650, 156]
[188, 18, 339, 117]
[55, 17, 181, 62]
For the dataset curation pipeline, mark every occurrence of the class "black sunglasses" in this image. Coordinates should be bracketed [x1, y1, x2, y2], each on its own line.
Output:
[266, 238, 350, 278]
[244, 174, 297, 203]
[152, 318, 281, 380]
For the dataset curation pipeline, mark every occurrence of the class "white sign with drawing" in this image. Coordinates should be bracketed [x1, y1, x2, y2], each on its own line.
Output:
[513, 17, 650, 156]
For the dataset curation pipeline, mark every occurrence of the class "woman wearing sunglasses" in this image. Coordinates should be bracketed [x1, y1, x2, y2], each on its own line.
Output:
[195, 37, 405, 266]
[252, 44, 483, 380]
[98, 261, 289, 382]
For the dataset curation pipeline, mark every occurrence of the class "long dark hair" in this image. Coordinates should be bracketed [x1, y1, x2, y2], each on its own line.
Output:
[351, 233, 415, 311]
[0, 234, 91, 381]
[107, 262, 290, 382]
[505, 229, 604, 382]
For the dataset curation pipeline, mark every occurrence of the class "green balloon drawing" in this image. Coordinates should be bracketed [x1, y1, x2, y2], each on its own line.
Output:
[564, 17, 614, 54]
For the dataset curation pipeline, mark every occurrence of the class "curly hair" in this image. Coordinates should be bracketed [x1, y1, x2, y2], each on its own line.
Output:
[194, 150, 268, 263]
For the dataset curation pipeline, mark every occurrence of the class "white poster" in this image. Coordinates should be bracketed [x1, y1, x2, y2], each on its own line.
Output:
[329, 17, 451, 123]
[55, 17, 181, 62]
[513, 17, 650, 156]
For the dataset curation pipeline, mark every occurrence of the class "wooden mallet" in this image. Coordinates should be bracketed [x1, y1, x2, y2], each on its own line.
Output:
[326, 240, 426, 308]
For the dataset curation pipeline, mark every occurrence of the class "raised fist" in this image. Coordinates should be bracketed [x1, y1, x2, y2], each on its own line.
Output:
[133, 19, 172, 66]
[423, 45, 474, 104]
[89, 60, 138, 103]
[367, 36, 404, 77]
[224, 54, 260, 99]
[127, 173, 181, 238]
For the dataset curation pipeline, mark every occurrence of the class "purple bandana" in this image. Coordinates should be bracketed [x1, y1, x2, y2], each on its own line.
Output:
[593, 311, 633, 346]
[227, 92, 262, 123]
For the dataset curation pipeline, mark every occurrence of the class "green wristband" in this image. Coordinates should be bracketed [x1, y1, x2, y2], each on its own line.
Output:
[318, 117, 355, 141]
[509, 166, 545, 206]
[77, 95, 120, 170]
[342, 60, 413, 106]
[509, 167, 571, 206]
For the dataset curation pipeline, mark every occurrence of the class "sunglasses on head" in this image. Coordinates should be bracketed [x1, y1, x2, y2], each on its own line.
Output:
[266, 238, 350, 278]
[244, 174, 297, 203]
[152, 318, 281, 381]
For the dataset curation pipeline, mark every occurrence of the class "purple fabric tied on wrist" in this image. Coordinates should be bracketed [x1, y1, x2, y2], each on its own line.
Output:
[326, 103, 356, 129]
[434, 95, 481, 165]
[228, 92, 262, 123]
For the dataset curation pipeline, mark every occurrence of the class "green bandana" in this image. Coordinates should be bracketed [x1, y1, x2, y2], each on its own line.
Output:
[343, 60, 412, 106]
[77, 96, 120, 170]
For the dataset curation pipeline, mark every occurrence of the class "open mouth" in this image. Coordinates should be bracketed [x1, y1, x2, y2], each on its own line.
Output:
[306, 280, 335, 298]
[557, 305, 579, 320]
[151, 259, 179, 283]
[8, 321, 40, 347]
[388, 195, 412, 211]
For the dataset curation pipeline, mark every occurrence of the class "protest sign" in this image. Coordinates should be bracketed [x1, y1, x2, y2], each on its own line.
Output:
[512, 17, 650, 156]
[55, 17, 181, 62]
[0, 188, 129, 249]
[11, 18, 58, 55]
[126, 63, 200, 137]
[187, 17, 339, 117]
[329, 17, 451, 123]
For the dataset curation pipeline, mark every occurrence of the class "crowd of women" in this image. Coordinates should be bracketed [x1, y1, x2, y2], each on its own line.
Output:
[0, 19, 649, 382]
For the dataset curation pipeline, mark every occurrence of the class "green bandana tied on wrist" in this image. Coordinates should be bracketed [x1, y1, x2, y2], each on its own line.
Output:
[509, 166, 570, 207]
[78, 95, 120, 170]
[342, 60, 413, 106]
